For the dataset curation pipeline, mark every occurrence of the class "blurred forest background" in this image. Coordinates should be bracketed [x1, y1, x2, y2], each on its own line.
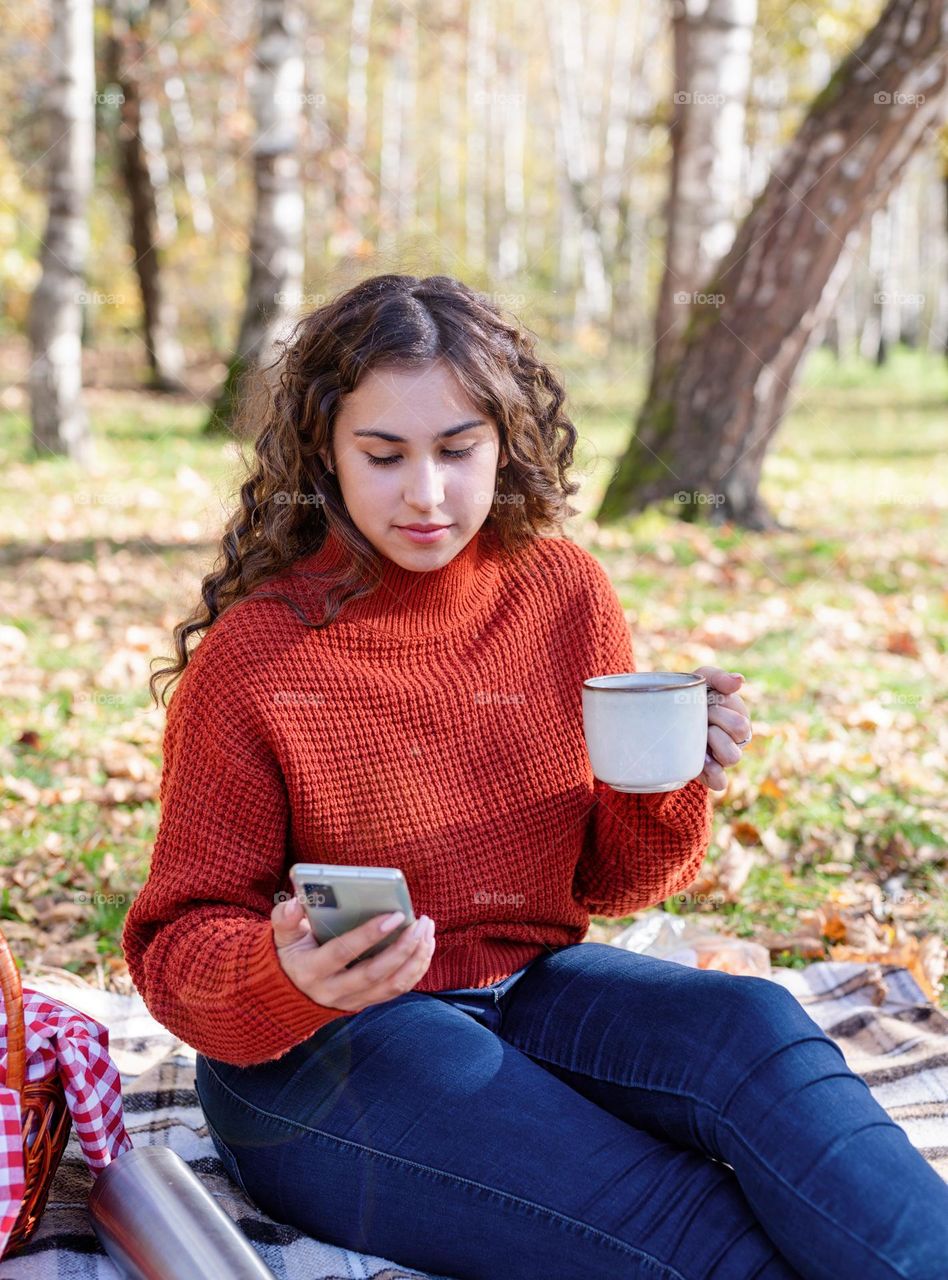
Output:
[1, 0, 946, 1004]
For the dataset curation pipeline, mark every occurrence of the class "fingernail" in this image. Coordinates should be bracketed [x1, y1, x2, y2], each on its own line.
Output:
[380, 911, 405, 933]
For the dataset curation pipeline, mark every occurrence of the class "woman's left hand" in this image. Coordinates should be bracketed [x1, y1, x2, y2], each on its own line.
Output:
[692, 667, 752, 792]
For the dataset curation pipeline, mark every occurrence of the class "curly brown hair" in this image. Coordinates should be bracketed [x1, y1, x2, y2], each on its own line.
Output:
[149, 272, 582, 707]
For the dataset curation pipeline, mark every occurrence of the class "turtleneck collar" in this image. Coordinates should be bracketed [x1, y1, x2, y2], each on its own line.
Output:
[290, 524, 503, 638]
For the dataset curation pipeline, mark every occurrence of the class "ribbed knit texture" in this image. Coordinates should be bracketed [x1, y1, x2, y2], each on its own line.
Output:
[122, 525, 713, 1067]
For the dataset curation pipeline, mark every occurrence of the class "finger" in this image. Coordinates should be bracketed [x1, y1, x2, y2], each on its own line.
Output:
[338, 917, 433, 1001]
[321, 909, 408, 969]
[694, 667, 744, 693]
[701, 753, 728, 791]
[708, 724, 743, 766]
[705, 687, 747, 712]
[707, 703, 752, 741]
[348, 915, 430, 984]
[271, 897, 311, 947]
[375, 920, 436, 996]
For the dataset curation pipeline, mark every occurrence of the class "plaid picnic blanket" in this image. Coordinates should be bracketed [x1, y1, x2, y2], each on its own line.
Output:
[2, 960, 945, 1277]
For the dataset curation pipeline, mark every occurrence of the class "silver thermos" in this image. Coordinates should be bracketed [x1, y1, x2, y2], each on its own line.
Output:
[88, 1145, 277, 1279]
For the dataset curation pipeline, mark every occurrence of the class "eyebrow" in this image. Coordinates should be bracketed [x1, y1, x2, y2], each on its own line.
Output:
[351, 419, 487, 443]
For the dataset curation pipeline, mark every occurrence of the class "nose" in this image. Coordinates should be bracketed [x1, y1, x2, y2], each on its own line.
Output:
[403, 455, 446, 511]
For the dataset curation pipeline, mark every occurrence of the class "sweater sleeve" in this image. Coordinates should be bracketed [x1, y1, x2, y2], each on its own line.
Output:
[571, 558, 713, 917]
[121, 640, 352, 1067]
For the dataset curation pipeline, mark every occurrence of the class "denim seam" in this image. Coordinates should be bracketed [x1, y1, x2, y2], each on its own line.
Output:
[201, 1059, 688, 1280]
[714, 1034, 853, 1115]
[718, 1118, 914, 1280]
[501, 1037, 915, 1280]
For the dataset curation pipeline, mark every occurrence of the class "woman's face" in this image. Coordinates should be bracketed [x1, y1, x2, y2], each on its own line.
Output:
[325, 359, 508, 571]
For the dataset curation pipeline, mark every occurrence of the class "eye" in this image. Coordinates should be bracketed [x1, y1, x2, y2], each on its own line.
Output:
[366, 445, 477, 468]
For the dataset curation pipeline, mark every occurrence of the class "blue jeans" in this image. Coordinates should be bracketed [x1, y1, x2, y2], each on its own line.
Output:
[194, 943, 948, 1280]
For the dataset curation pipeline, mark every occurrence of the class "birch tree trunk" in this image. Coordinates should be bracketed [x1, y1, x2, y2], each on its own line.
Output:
[465, 0, 492, 268]
[206, 0, 305, 435]
[107, 0, 186, 391]
[650, 0, 757, 386]
[606, 0, 659, 345]
[158, 39, 214, 236]
[342, 0, 373, 249]
[28, 0, 95, 461]
[378, 31, 401, 252]
[544, 0, 611, 327]
[495, 14, 526, 280]
[303, 28, 332, 266]
[598, 0, 948, 530]
[438, 0, 464, 245]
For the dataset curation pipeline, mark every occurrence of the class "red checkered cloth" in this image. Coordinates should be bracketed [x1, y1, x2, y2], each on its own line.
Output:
[0, 987, 133, 1254]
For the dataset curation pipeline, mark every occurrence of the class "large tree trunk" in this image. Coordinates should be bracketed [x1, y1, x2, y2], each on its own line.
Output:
[206, 0, 305, 435]
[496, 14, 526, 280]
[379, 7, 417, 252]
[341, 0, 373, 251]
[597, 0, 948, 530]
[158, 38, 214, 236]
[465, 0, 491, 267]
[28, 0, 95, 462]
[107, 0, 186, 391]
[650, 0, 757, 385]
[544, 0, 611, 327]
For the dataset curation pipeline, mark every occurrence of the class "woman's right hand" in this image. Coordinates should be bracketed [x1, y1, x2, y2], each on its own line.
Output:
[270, 898, 436, 1013]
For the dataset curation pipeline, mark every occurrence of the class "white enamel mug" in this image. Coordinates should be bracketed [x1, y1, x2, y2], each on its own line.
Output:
[582, 671, 708, 793]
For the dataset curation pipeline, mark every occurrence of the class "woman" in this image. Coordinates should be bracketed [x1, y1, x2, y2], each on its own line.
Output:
[122, 274, 948, 1280]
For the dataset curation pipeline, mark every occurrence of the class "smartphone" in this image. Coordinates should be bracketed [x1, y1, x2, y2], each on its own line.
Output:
[289, 863, 416, 968]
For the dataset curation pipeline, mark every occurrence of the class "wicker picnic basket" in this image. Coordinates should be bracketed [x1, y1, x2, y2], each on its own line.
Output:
[0, 925, 72, 1259]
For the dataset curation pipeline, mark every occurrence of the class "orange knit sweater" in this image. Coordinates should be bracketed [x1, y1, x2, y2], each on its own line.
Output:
[122, 526, 713, 1067]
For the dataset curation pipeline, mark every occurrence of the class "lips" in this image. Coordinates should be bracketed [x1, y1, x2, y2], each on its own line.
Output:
[398, 524, 450, 532]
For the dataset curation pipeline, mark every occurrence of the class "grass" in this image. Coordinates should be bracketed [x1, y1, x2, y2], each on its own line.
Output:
[0, 342, 945, 1004]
